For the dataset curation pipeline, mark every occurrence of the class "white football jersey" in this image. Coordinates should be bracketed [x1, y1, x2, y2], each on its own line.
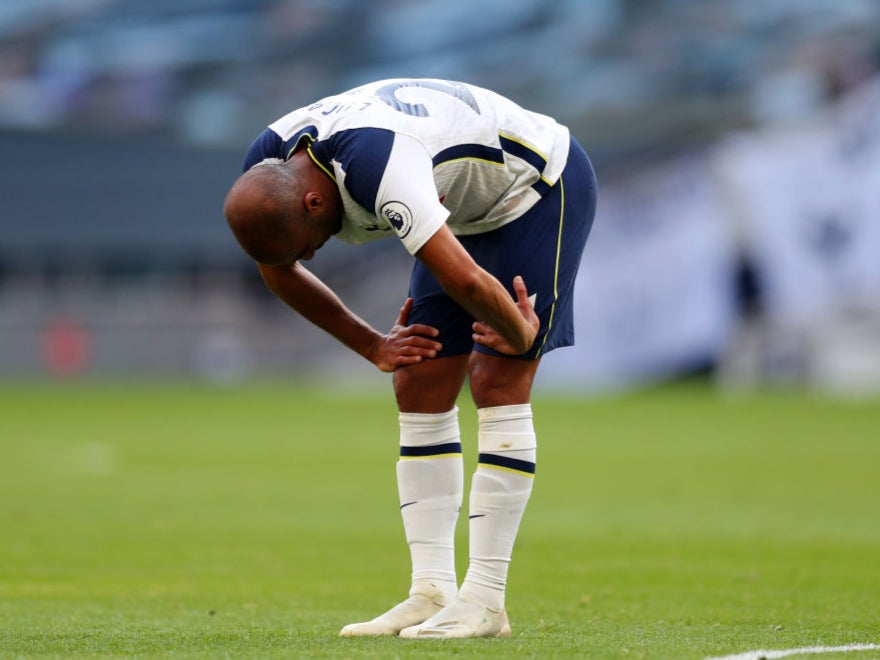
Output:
[244, 79, 571, 255]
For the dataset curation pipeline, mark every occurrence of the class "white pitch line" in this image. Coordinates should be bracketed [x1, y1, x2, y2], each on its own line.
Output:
[706, 643, 880, 660]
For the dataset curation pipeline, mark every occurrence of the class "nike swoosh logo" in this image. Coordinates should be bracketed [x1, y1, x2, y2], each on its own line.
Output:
[400, 501, 418, 510]
[469, 514, 486, 520]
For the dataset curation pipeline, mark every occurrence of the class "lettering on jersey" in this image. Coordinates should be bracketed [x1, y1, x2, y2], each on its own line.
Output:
[307, 100, 373, 116]
[376, 80, 481, 117]
[380, 201, 413, 238]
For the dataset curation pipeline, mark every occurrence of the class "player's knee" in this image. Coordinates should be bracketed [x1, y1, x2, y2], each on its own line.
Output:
[393, 364, 463, 413]
[468, 353, 540, 408]
[393, 368, 419, 409]
[469, 362, 524, 408]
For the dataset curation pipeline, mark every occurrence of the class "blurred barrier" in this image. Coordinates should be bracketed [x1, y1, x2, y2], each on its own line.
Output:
[714, 77, 880, 327]
[541, 76, 880, 394]
[538, 152, 738, 391]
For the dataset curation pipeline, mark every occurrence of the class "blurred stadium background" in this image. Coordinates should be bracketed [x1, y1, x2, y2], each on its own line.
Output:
[1, 0, 879, 395]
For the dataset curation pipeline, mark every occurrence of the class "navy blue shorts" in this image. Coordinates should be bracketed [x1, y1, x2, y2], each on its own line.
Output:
[407, 136, 597, 360]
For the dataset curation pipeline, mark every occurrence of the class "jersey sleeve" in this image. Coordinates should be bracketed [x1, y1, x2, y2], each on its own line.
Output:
[374, 133, 450, 255]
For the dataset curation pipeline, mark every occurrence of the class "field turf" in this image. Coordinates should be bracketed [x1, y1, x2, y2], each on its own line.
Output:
[0, 381, 878, 658]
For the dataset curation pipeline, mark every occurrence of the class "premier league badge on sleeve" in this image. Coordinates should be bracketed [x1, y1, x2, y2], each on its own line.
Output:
[381, 201, 413, 239]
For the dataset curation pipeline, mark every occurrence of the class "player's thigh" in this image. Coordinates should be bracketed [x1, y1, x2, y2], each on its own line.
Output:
[406, 261, 477, 359]
[468, 352, 540, 408]
[393, 354, 469, 413]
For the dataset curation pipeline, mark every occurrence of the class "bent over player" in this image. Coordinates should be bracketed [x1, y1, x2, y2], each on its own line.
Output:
[223, 79, 597, 638]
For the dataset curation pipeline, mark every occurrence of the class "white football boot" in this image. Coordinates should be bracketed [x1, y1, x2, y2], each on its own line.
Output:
[398, 594, 511, 639]
[339, 579, 456, 637]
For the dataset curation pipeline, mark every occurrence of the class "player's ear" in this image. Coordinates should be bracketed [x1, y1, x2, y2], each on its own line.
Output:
[303, 191, 323, 214]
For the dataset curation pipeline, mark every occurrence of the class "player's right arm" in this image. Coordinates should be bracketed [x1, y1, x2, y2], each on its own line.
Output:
[257, 262, 442, 372]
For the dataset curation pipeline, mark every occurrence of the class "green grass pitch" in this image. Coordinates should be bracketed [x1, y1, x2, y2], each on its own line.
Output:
[1, 381, 878, 658]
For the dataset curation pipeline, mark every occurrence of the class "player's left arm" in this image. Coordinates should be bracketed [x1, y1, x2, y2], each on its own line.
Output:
[258, 262, 442, 372]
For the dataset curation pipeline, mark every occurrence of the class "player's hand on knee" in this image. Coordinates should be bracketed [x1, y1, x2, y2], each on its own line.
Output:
[472, 276, 539, 355]
[372, 298, 442, 372]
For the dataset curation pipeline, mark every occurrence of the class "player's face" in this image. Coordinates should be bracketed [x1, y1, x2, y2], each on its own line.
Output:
[291, 223, 328, 262]
[258, 212, 336, 267]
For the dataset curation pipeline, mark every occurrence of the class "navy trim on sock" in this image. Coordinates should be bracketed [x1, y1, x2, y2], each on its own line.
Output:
[400, 442, 463, 458]
[478, 452, 536, 475]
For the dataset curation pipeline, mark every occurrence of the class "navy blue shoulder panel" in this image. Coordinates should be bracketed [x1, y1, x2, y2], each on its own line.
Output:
[319, 127, 395, 212]
[242, 126, 319, 172]
[243, 128, 284, 172]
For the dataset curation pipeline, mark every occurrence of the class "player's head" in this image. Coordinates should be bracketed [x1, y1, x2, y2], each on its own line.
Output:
[223, 158, 342, 266]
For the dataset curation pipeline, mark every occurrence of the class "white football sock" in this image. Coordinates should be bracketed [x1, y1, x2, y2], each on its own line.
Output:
[459, 404, 536, 612]
[397, 407, 463, 597]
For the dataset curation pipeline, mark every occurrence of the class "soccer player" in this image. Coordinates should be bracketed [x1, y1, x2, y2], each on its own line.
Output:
[224, 79, 597, 638]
